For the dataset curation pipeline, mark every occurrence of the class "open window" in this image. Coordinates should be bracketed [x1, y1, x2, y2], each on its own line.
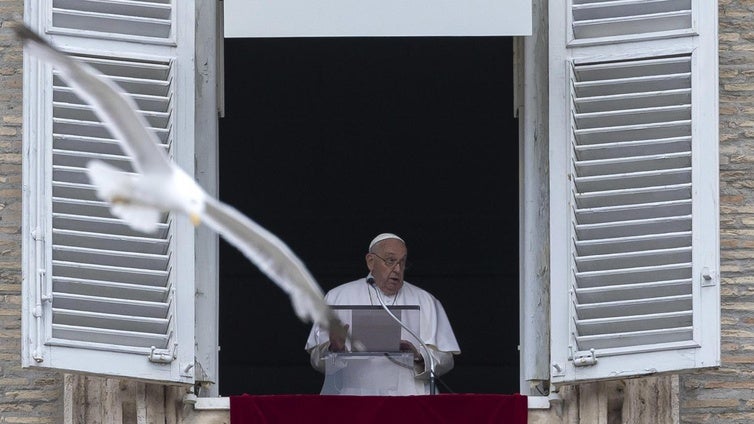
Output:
[20, 0, 720, 395]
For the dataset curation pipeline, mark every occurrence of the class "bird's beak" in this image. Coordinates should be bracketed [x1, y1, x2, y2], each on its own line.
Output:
[189, 213, 201, 226]
[111, 195, 128, 205]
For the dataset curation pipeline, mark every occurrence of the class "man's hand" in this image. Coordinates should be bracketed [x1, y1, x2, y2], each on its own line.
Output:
[328, 323, 349, 352]
[400, 340, 423, 362]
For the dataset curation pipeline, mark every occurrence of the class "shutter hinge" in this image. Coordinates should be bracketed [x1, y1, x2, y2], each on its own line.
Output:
[573, 348, 598, 367]
[193, 359, 215, 384]
[31, 229, 44, 241]
[181, 362, 194, 378]
[148, 344, 177, 364]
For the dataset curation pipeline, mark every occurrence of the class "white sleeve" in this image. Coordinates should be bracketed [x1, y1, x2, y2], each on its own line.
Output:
[307, 341, 331, 373]
[413, 346, 455, 379]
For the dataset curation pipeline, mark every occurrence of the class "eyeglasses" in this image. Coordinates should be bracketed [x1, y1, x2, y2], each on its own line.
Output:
[370, 252, 409, 270]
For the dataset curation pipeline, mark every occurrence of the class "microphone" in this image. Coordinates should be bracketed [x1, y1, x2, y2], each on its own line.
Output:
[366, 277, 437, 395]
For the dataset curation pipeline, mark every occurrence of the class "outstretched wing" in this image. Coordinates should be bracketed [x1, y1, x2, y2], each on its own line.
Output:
[13, 24, 172, 177]
[202, 196, 343, 332]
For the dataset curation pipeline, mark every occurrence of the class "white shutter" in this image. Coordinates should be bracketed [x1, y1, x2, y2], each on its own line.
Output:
[22, 0, 198, 384]
[549, 0, 719, 384]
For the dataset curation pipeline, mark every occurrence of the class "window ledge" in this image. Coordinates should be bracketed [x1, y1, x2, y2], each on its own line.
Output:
[193, 395, 553, 411]
[194, 397, 230, 410]
[527, 395, 553, 409]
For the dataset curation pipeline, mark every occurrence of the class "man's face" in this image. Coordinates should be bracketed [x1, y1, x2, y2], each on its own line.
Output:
[366, 238, 408, 296]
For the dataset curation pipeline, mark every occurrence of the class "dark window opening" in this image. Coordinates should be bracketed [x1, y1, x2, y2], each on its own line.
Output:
[219, 37, 519, 395]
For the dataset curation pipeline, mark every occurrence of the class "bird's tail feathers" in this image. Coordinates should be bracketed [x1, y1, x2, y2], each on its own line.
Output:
[86, 160, 161, 234]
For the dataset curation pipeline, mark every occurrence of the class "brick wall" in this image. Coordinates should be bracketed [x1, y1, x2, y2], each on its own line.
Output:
[0, 4, 64, 423]
[679, 1, 754, 422]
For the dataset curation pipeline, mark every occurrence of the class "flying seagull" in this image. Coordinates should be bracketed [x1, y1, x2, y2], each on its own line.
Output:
[14, 24, 346, 338]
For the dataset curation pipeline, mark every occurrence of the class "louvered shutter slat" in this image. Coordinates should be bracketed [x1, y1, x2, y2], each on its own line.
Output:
[575, 152, 691, 176]
[52, 214, 169, 238]
[574, 168, 692, 193]
[52, 167, 91, 185]
[575, 184, 691, 209]
[53, 260, 169, 286]
[53, 102, 170, 128]
[575, 232, 691, 257]
[55, 86, 171, 114]
[52, 183, 101, 203]
[54, 0, 171, 17]
[573, 11, 691, 40]
[102, 76, 171, 98]
[51, 156, 127, 176]
[53, 228, 169, 254]
[52, 148, 133, 170]
[52, 324, 169, 347]
[575, 89, 692, 115]
[53, 276, 168, 302]
[572, 0, 689, 20]
[575, 121, 692, 145]
[575, 105, 691, 129]
[574, 74, 691, 98]
[52, 197, 113, 218]
[571, 0, 692, 42]
[575, 247, 691, 272]
[80, 55, 171, 77]
[53, 117, 170, 144]
[575, 294, 692, 319]
[575, 137, 691, 161]
[576, 310, 692, 335]
[53, 118, 115, 140]
[53, 309, 170, 334]
[575, 278, 692, 303]
[52, 292, 169, 317]
[575, 327, 693, 350]
[576, 263, 692, 288]
[575, 200, 691, 225]
[53, 245, 170, 269]
[53, 135, 124, 156]
[574, 57, 691, 79]
[575, 216, 691, 240]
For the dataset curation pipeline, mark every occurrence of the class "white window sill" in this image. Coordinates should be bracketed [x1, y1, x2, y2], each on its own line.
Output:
[527, 395, 553, 409]
[194, 397, 230, 410]
[192, 395, 553, 411]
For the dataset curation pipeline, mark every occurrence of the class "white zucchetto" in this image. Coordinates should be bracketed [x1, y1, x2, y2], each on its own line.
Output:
[368, 233, 405, 251]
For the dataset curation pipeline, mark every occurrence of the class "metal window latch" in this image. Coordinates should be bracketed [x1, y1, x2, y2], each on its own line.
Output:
[181, 362, 195, 378]
[573, 349, 597, 367]
[701, 267, 717, 287]
[148, 344, 177, 364]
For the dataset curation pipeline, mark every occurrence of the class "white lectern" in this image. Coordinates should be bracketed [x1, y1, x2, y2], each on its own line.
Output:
[320, 352, 416, 395]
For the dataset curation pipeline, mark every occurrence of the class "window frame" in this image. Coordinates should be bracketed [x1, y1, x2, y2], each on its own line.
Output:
[21, 0, 719, 397]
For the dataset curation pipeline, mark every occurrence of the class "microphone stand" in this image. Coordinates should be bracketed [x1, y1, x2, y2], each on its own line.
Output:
[367, 278, 437, 395]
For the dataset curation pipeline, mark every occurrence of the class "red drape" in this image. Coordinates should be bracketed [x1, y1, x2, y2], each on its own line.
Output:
[230, 393, 528, 424]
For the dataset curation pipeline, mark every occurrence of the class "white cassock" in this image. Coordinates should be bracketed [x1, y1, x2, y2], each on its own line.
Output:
[305, 277, 461, 395]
